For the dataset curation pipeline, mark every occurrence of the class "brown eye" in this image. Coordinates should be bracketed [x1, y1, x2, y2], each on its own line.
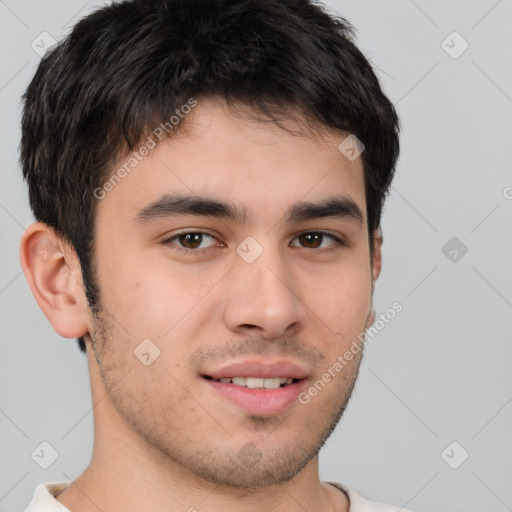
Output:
[298, 233, 323, 248]
[292, 232, 341, 250]
[178, 233, 203, 249]
[163, 232, 218, 252]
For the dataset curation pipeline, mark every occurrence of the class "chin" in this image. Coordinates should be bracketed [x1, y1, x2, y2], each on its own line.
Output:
[188, 445, 317, 488]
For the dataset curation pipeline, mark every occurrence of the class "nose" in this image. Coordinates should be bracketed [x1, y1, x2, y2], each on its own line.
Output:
[221, 243, 307, 340]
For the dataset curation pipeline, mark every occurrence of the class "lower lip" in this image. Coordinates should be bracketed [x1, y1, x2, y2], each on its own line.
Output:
[204, 378, 306, 416]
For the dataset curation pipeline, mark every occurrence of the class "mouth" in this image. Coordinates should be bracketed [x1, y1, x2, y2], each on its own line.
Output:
[203, 376, 299, 389]
[200, 360, 309, 416]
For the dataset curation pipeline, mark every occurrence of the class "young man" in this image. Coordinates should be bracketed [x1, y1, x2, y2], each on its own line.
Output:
[19, 0, 403, 510]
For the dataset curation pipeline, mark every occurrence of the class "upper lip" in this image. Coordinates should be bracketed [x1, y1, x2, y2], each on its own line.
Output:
[203, 360, 309, 380]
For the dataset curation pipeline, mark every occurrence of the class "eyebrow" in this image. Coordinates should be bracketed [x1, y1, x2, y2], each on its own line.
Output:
[133, 193, 364, 226]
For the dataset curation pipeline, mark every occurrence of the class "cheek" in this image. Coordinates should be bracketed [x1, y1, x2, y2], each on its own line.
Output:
[303, 262, 372, 340]
[96, 242, 217, 333]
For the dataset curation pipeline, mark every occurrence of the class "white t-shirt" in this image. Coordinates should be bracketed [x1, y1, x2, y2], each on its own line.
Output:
[22, 481, 412, 512]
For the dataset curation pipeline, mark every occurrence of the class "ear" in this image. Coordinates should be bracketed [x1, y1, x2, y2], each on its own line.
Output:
[365, 230, 383, 329]
[20, 222, 90, 339]
[371, 229, 383, 283]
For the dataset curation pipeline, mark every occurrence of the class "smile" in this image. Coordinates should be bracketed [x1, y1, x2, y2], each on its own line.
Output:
[205, 376, 297, 389]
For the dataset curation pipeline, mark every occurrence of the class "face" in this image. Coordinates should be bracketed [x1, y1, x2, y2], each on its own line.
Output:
[88, 98, 378, 487]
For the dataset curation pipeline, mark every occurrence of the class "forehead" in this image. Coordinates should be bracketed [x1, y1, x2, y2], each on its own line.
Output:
[95, 98, 366, 226]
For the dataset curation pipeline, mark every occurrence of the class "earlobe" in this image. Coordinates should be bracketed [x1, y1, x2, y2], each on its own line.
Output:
[20, 222, 89, 339]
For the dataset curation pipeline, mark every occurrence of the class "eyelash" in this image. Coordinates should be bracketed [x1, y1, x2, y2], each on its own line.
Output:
[161, 231, 345, 255]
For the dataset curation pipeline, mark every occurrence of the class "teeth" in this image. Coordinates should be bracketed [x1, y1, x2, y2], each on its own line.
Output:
[215, 377, 296, 388]
[246, 377, 264, 389]
[263, 378, 281, 389]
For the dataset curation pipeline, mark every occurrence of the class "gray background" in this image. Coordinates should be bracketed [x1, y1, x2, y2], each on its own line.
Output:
[1, 0, 511, 511]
